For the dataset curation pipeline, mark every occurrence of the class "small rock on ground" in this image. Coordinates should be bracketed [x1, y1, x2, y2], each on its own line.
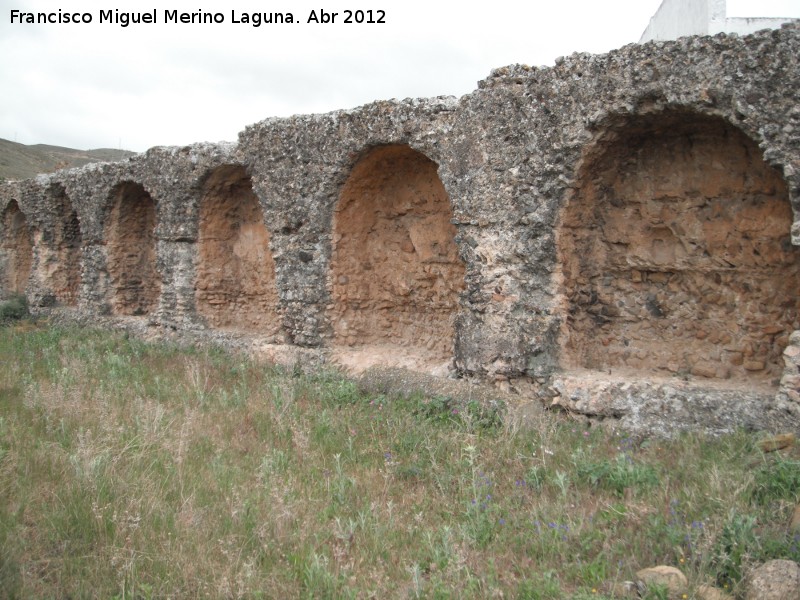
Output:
[635, 565, 688, 598]
[696, 584, 734, 600]
[759, 433, 796, 453]
[745, 559, 800, 600]
[789, 504, 800, 531]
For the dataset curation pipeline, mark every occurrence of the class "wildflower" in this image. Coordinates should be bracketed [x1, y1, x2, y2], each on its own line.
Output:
[498, 518, 505, 525]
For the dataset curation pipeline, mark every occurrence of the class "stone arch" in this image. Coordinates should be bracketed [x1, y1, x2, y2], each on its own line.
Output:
[329, 144, 465, 368]
[0, 200, 33, 296]
[104, 182, 160, 316]
[195, 165, 280, 333]
[558, 110, 800, 383]
[44, 184, 82, 305]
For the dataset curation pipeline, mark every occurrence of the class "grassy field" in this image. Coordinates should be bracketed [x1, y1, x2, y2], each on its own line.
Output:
[0, 320, 798, 599]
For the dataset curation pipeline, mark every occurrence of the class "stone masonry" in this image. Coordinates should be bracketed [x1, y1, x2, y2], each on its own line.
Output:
[2, 25, 799, 436]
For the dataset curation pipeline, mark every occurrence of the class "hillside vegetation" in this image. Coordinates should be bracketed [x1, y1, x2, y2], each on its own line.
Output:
[0, 138, 135, 181]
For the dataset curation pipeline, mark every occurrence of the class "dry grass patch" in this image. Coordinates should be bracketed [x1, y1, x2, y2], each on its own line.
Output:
[1, 324, 798, 598]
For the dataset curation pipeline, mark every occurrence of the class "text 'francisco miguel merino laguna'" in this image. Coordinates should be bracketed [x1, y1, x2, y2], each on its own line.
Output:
[9, 9, 386, 26]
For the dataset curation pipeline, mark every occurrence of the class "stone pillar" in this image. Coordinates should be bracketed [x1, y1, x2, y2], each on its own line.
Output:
[79, 243, 111, 314]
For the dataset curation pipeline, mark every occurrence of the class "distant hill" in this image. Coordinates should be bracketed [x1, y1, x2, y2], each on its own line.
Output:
[0, 138, 136, 181]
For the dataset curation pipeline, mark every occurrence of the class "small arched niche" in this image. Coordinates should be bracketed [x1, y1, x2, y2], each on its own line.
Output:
[559, 111, 800, 384]
[46, 184, 82, 306]
[104, 182, 160, 316]
[329, 144, 465, 369]
[1, 200, 33, 295]
[195, 165, 280, 334]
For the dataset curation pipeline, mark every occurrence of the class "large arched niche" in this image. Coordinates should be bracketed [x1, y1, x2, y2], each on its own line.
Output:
[329, 144, 465, 369]
[45, 184, 82, 306]
[195, 165, 280, 334]
[558, 110, 800, 384]
[104, 182, 160, 316]
[0, 200, 33, 296]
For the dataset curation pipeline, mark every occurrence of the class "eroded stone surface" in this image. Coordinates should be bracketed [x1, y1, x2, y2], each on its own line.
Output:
[35, 183, 82, 306]
[560, 112, 800, 382]
[548, 371, 800, 437]
[330, 145, 465, 365]
[0, 199, 33, 296]
[196, 165, 280, 334]
[104, 182, 160, 316]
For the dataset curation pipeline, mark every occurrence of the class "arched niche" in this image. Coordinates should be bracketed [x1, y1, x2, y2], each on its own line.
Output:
[330, 144, 465, 367]
[1, 200, 33, 296]
[559, 111, 800, 383]
[104, 182, 160, 316]
[195, 165, 280, 333]
[46, 184, 82, 305]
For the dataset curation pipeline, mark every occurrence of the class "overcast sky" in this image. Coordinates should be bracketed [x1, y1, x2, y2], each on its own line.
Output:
[1, 0, 797, 152]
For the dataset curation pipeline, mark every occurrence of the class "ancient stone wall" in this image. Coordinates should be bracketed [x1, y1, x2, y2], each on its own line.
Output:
[1, 25, 799, 435]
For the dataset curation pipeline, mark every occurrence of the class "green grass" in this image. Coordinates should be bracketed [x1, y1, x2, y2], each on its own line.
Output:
[1, 323, 798, 598]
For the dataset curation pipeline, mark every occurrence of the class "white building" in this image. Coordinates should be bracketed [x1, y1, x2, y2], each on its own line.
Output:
[640, 0, 798, 42]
